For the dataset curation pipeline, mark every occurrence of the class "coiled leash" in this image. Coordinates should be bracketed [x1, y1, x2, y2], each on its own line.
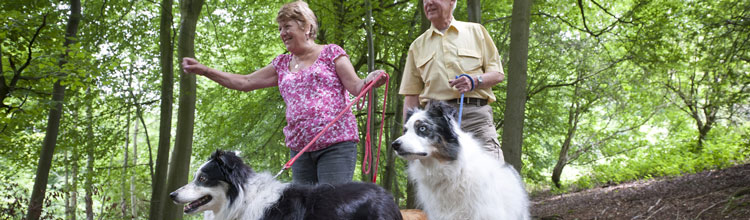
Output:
[274, 72, 390, 183]
[359, 73, 389, 183]
[455, 73, 474, 125]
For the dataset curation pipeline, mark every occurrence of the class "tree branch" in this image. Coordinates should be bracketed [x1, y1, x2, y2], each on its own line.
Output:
[485, 15, 512, 24]
[590, 0, 635, 24]
[536, 0, 640, 38]
[10, 13, 49, 90]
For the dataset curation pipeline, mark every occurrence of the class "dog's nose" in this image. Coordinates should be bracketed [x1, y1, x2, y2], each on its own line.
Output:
[169, 192, 177, 200]
[391, 140, 401, 151]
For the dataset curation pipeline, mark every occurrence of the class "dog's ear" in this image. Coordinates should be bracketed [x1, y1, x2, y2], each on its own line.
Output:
[426, 101, 457, 121]
[210, 149, 225, 162]
[217, 151, 247, 171]
[213, 150, 253, 204]
[427, 101, 460, 147]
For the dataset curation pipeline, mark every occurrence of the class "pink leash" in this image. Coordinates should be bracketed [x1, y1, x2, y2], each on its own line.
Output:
[274, 72, 389, 183]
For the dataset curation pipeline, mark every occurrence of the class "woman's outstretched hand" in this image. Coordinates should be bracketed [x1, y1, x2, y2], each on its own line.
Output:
[181, 57, 209, 76]
[364, 70, 387, 88]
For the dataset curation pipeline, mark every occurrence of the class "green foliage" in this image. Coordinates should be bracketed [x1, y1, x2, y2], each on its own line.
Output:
[578, 123, 750, 188]
[1, 0, 749, 218]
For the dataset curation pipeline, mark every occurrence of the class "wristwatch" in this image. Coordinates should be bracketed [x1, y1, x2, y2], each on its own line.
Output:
[476, 75, 483, 87]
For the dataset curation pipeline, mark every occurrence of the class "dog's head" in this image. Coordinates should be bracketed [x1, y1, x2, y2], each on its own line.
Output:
[391, 101, 460, 161]
[170, 150, 254, 214]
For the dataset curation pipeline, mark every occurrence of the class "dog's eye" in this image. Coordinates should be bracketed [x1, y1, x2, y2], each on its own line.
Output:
[199, 176, 207, 182]
[419, 126, 426, 132]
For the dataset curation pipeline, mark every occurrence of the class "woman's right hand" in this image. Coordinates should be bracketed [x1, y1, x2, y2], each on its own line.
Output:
[182, 57, 209, 76]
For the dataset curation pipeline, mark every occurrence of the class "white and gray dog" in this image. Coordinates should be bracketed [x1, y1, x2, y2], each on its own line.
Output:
[392, 101, 530, 220]
[170, 150, 402, 220]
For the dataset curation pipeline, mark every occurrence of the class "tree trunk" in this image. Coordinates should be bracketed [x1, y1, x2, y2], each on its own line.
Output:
[148, 0, 174, 218]
[122, 107, 131, 218]
[162, 0, 203, 219]
[85, 87, 95, 220]
[70, 110, 79, 220]
[383, 72, 402, 193]
[363, 0, 378, 183]
[467, 0, 481, 23]
[551, 95, 581, 188]
[696, 118, 714, 152]
[131, 120, 138, 218]
[418, 0, 430, 32]
[501, 0, 532, 172]
[26, 0, 80, 219]
[64, 150, 71, 219]
[70, 149, 79, 220]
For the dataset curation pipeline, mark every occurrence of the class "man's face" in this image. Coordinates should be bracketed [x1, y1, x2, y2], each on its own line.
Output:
[423, 0, 455, 24]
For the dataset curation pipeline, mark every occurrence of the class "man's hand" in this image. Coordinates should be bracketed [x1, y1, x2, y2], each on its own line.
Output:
[449, 75, 474, 93]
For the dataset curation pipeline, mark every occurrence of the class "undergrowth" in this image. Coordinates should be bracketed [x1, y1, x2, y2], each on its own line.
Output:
[534, 125, 750, 195]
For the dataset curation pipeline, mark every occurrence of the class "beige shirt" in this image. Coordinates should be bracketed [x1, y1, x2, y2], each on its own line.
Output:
[399, 18, 503, 106]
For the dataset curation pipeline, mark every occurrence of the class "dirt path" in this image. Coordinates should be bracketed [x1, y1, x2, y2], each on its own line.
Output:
[531, 163, 750, 219]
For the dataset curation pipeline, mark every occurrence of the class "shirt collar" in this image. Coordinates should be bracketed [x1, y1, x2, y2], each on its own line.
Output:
[429, 17, 459, 36]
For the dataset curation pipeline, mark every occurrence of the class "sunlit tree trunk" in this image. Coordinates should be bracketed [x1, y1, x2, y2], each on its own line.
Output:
[85, 87, 94, 220]
[551, 82, 582, 188]
[122, 107, 131, 218]
[70, 150, 79, 220]
[69, 110, 80, 220]
[131, 120, 138, 217]
[64, 150, 71, 219]
[26, 0, 80, 219]
[148, 0, 174, 218]
[163, 0, 204, 219]
[501, 0, 532, 172]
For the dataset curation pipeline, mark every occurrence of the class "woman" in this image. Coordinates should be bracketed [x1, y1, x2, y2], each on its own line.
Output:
[181, 1, 386, 185]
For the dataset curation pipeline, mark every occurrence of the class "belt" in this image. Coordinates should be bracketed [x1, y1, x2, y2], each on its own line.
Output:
[449, 97, 487, 106]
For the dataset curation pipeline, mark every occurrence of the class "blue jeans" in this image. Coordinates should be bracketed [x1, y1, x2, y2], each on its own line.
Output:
[289, 141, 357, 185]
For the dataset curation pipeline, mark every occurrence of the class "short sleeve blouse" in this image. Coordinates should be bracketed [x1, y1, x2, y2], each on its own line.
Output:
[272, 44, 359, 151]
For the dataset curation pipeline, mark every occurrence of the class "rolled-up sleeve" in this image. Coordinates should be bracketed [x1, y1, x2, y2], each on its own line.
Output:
[399, 46, 423, 95]
[480, 25, 503, 74]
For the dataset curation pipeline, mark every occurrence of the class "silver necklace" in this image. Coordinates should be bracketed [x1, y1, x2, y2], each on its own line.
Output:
[292, 55, 299, 70]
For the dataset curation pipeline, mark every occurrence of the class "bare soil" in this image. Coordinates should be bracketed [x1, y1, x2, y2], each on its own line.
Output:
[531, 163, 750, 220]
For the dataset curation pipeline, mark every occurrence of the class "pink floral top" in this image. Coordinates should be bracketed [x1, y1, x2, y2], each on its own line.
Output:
[272, 44, 359, 152]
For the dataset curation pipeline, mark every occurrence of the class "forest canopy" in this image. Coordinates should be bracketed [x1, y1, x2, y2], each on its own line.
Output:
[1, 0, 748, 219]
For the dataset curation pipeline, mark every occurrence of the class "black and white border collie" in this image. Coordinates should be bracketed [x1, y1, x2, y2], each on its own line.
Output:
[170, 150, 402, 220]
[392, 101, 530, 220]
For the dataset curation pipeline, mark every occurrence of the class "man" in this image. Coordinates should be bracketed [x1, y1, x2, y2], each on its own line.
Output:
[400, 0, 505, 161]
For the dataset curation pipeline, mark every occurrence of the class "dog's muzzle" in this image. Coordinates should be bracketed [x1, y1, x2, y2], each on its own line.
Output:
[391, 140, 427, 157]
[391, 140, 403, 152]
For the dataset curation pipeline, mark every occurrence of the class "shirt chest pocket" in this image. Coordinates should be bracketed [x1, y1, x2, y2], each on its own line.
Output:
[416, 51, 436, 73]
[458, 48, 482, 73]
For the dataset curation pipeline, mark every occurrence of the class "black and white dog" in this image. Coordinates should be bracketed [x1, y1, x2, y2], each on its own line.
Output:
[170, 150, 402, 220]
[392, 101, 530, 220]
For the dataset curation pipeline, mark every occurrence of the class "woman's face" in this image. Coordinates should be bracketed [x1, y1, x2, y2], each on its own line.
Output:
[278, 19, 308, 52]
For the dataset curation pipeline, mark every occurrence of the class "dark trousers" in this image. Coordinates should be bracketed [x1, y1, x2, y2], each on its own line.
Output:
[289, 141, 358, 185]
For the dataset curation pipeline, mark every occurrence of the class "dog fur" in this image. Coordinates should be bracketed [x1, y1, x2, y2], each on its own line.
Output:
[392, 101, 530, 220]
[170, 150, 402, 220]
